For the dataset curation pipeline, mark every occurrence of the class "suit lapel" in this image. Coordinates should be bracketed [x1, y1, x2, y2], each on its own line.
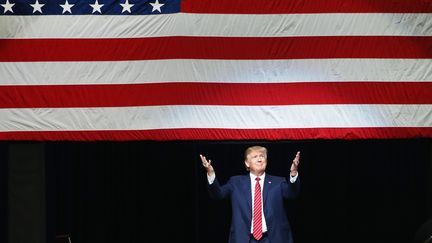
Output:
[244, 175, 252, 214]
[263, 175, 271, 206]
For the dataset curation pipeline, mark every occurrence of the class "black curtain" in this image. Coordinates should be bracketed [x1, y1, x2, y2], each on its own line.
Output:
[2, 139, 431, 243]
[0, 142, 8, 243]
[46, 141, 197, 243]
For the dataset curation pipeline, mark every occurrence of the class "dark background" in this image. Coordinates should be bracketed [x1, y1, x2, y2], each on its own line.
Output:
[1, 139, 431, 243]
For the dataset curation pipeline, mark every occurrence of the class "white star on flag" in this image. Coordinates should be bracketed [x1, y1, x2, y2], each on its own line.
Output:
[60, 0, 74, 14]
[1, 0, 14, 13]
[120, 0, 133, 13]
[30, 0, 44, 13]
[89, 0, 103, 14]
[150, 0, 164, 13]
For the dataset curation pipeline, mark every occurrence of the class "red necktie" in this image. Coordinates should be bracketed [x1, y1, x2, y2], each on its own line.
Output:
[253, 177, 263, 240]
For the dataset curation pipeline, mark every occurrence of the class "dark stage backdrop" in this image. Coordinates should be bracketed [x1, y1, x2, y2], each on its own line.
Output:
[2, 139, 432, 243]
[0, 142, 7, 243]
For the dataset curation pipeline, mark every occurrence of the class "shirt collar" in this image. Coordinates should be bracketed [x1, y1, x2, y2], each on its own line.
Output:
[249, 172, 265, 181]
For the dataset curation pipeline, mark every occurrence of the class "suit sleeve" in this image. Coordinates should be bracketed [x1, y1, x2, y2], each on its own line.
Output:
[281, 176, 300, 199]
[207, 177, 233, 200]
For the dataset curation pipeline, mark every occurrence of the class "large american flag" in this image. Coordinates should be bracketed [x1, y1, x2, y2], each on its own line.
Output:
[0, 0, 431, 141]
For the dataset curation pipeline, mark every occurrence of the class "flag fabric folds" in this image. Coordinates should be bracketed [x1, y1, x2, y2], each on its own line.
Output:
[0, 0, 431, 141]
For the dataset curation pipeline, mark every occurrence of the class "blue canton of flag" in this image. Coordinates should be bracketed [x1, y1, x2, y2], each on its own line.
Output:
[0, 0, 180, 15]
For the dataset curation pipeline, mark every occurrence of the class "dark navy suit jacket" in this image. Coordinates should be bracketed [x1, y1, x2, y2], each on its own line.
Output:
[208, 173, 300, 243]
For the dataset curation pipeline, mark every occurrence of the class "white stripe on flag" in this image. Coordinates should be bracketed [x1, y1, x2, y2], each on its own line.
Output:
[1, 13, 431, 38]
[1, 105, 430, 131]
[1, 59, 431, 85]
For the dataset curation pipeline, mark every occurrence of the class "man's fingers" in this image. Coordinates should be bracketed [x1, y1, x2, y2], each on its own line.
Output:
[293, 151, 300, 165]
[200, 154, 213, 168]
[200, 155, 207, 164]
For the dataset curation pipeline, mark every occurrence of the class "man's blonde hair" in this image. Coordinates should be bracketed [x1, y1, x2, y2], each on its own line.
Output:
[244, 145, 267, 160]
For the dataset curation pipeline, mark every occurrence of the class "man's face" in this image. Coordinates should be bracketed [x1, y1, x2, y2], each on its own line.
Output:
[245, 150, 267, 175]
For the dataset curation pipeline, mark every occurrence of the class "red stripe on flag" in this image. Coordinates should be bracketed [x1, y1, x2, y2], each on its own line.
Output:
[0, 82, 430, 108]
[0, 127, 431, 141]
[181, 0, 432, 14]
[2, 36, 432, 62]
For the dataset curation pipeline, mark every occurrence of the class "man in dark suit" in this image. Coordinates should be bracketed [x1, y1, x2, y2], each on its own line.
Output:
[200, 145, 300, 243]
